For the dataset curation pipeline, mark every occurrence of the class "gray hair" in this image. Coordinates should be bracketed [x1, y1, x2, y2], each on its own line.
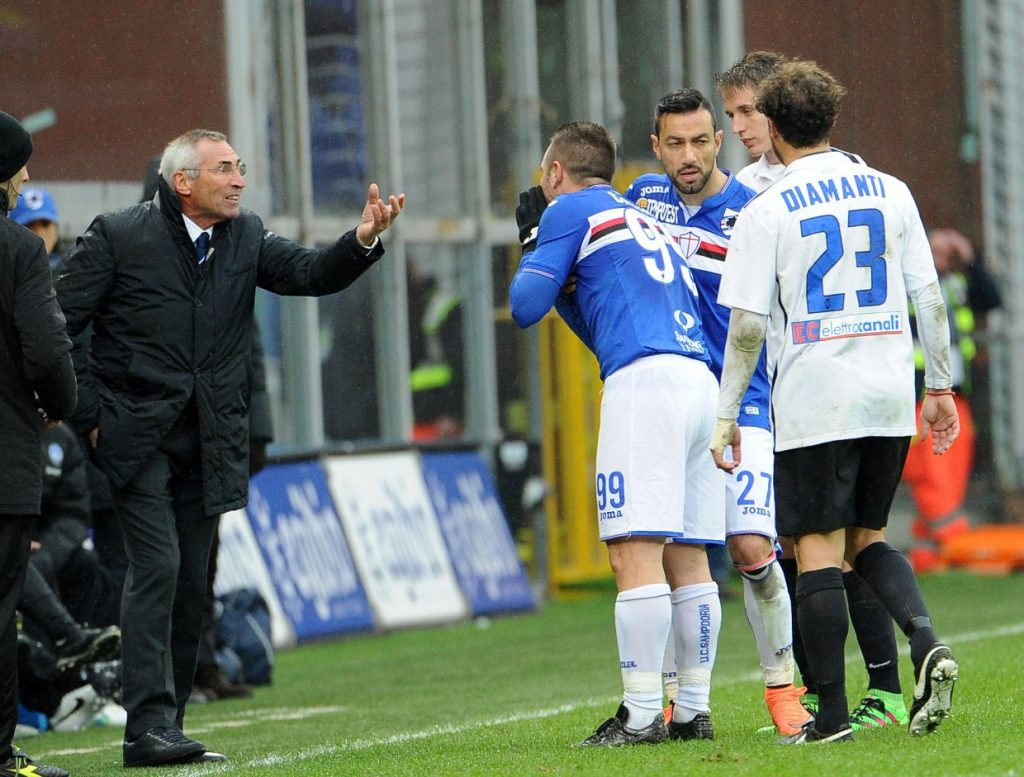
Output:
[159, 129, 227, 183]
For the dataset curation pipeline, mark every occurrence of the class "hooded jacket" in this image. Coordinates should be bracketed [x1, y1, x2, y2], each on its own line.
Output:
[0, 214, 76, 514]
[56, 178, 382, 514]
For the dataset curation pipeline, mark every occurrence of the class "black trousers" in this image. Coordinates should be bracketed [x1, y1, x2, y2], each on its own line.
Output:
[92, 504, 128, 611]
[111, 419, 218, 740]
[58, 545, 120, 628]
[0, 516, 34, 761]
[31, 516, 89, 591]
[19, 562, 79, 646]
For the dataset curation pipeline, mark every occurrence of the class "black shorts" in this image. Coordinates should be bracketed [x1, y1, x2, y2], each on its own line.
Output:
[774, 436, 911, 537]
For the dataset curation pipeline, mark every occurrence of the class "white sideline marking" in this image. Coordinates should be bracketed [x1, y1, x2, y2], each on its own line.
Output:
[172, 702, 601, 776]
[40, 707, 346, 757]
[35, 620, 1024, 771]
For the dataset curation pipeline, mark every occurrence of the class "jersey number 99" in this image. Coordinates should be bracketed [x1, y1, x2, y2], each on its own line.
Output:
[596, 470, 626, 511]
[625, 209, 696, 295]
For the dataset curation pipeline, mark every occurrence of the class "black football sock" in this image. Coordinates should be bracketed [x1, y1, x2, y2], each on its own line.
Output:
[779, 556, 815, 694]
[796, 567, 849, 733]
[843, 569, 901, 693]
[854, 542, 939, 670]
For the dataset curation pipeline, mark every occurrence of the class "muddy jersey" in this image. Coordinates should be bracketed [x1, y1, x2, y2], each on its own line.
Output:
[719, 150, 937, 450]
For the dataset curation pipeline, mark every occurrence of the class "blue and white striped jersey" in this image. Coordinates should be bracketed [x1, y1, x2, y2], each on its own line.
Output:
[510, 184, 709, 380]
[624, 172, 772, 431]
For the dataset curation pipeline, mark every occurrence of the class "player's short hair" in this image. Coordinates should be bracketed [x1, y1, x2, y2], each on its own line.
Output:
[715, 50, 786, 97]
[547, 121, 616, 183]
[756, 60, 846, 149]
[654, 88, 717, 136]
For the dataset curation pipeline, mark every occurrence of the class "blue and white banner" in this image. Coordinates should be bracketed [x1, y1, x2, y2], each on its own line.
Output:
[216, 508, 296, 649]
[244, 461, 375, 641]
[421, 452, 536, 615]
[324, 452, 469, 629]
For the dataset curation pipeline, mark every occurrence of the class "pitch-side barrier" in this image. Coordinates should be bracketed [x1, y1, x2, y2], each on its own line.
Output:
[215, 448, 536, 648]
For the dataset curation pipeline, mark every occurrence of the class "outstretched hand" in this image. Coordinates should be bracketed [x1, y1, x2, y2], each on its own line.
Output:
[920, 393, 960, 455]
[357, 183, 405, 247]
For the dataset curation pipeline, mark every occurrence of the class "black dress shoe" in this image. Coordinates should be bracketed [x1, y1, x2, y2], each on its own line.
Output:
[183, 751, 229, 763]
[123, 726, 206, 767]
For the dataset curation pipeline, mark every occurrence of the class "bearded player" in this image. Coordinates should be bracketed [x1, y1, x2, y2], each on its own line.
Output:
[624, 89, 809, 736]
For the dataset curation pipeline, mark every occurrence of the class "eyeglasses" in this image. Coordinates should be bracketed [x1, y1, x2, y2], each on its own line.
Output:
[182, 162, 248, 178]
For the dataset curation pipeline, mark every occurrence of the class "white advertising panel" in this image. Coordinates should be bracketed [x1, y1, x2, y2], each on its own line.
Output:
[324, 452, 469, 628]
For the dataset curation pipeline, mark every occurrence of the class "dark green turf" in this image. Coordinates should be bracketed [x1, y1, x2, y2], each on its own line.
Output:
[27, 571, 1024, 775]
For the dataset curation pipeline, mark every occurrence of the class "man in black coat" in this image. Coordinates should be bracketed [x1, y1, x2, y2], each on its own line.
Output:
[0, 110, 77, 777]
[56, 129, 403, 768]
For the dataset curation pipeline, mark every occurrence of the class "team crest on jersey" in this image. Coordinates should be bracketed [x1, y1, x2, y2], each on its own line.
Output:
[720, 208, 740, 236]
[677, 230, 701, 259]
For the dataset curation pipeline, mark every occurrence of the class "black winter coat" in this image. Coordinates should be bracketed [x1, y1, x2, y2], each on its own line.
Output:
[0, 216, 76, 515]
[55, 178, 382, 514]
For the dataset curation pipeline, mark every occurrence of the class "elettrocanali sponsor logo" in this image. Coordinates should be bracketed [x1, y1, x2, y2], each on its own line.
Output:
[791, 312, 902, 344]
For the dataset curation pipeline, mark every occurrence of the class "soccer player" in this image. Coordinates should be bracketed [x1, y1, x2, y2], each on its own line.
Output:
[623, 89, 809, 737]
[511, 121, 724, 746]
[712, 60, 959, 744]
[716, 51, 909, 731]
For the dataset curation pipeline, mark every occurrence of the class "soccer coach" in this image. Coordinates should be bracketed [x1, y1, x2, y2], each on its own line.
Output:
[56, 129, 403, 768]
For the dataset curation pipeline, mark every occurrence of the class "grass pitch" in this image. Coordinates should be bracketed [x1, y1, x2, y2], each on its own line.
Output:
[30, 571, 1024, 775]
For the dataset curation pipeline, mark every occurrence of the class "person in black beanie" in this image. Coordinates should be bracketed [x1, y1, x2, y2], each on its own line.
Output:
[0, 109, 77, 777]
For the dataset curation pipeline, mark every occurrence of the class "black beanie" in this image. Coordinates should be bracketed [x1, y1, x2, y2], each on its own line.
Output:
[0, 111, 32, 182]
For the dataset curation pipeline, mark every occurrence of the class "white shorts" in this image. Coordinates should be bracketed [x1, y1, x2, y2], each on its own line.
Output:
[724, 425, 776, 540]
[595, 354, 725, 544]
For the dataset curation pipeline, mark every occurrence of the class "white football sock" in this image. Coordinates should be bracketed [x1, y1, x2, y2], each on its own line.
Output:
[741, 559, 796, 687]
[615, 583, 671, 730]
[662, 618, 678, 706]
[671, 582, 720, 723]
